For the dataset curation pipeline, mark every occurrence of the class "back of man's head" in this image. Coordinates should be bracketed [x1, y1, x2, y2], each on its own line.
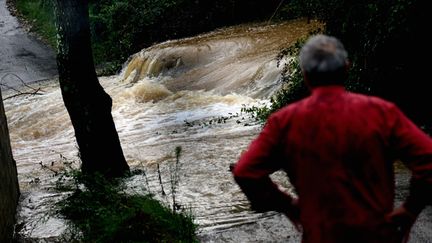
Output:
[299, 34, 348, 87]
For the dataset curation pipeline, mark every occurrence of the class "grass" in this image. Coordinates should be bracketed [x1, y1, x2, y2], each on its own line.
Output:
[14, 0, 57, 47]
[54, 157, 197, 243]
[11, 0, 122, 75]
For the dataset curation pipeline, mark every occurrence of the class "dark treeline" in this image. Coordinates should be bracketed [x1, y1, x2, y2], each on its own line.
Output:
[13, 0, 281, 72]
[89, 0, 281, 68]
[277, 0, 430, 127]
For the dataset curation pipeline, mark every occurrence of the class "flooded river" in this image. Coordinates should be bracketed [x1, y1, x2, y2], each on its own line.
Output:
[3, 19, 320, 242]
[3, 17, 430, 242]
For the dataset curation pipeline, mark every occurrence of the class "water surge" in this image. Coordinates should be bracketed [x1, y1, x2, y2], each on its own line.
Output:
[4, 19, 322, 242]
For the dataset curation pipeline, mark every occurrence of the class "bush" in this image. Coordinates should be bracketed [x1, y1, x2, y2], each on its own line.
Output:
[243, 40, 309, 122]
[14, 0, 56, 46]
[55, 169, 197, 242]
[277, 0, 430, 126]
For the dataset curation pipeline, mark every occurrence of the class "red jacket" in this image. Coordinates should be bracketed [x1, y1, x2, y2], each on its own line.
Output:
[233, 86, 432, 243]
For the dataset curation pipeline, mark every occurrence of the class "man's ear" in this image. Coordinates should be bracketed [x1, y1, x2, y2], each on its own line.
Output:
[345, 60, 351, 71]
[302, 70, 312, 89]
[343, 60, 350, 81]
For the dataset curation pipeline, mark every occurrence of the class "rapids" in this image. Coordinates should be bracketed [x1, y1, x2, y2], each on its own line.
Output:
[4, 19, 322, 242]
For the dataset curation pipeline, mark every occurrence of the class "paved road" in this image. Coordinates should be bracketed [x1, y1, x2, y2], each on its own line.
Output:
[0, 0, 57, 90]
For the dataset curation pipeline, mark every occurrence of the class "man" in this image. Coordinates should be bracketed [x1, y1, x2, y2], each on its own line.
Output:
[232, 34, 432, 243]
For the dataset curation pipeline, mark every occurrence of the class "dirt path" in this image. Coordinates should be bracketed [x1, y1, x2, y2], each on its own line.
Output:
[0, 0, 57, 90]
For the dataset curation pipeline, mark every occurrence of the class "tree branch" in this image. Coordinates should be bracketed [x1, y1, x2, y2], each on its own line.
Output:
[1, 73, 45, 100]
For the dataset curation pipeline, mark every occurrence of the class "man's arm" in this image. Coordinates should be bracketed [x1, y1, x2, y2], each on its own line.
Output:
[232, 114, 300, 227]
[388, 105, 432, 241]
[390, 106, 432, 214]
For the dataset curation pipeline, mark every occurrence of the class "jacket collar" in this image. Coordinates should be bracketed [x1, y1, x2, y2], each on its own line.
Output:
[311, 85, 346, 96]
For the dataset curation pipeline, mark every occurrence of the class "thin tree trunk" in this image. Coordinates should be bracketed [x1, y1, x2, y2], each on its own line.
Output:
[53, 0, 129, 177]
[0, 91, 20, 242]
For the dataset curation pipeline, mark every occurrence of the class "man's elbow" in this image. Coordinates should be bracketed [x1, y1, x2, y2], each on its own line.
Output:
[230, 161, 255, 179]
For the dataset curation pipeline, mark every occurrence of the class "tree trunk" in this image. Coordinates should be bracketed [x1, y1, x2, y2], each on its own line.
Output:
[0, 91, 20, 242]
[53, 0, 129, 177]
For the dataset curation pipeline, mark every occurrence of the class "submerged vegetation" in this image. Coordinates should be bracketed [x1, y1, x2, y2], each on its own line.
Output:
[242, 38, 309, 122]
[54, 149, 197, 242]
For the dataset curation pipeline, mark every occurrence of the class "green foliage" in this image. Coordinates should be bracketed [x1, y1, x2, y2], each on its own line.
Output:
[88, 0, 278, 72]
[13, 0, 282, 74]
[278, 0, 430, 126]
[55, 163, 197, 242]
[89, 0, 179, 67]
[242, 39, 310, 122]
[14, 0, 56, 46]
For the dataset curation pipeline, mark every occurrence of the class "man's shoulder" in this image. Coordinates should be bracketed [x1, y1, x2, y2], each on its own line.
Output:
[269, 98, 309, 123]
[348, 92, 396, 109]
[274, 98, 307, 114]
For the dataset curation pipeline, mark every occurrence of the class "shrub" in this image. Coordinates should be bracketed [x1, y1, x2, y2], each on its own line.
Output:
[277, 0, 430, 126]
[55, 160, 197, 242]
[242, 38, 311, 122]
[14, 0, 56, 46]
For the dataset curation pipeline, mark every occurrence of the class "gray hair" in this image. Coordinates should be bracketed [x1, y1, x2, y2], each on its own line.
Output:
[299, 34, 348, 74]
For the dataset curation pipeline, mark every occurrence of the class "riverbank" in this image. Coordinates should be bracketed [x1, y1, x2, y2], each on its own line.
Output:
[6, 0, 37, 33]
[0, 0, 57, 89]
[3, 19, 317, 241]
[1, 0, 200, 241]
